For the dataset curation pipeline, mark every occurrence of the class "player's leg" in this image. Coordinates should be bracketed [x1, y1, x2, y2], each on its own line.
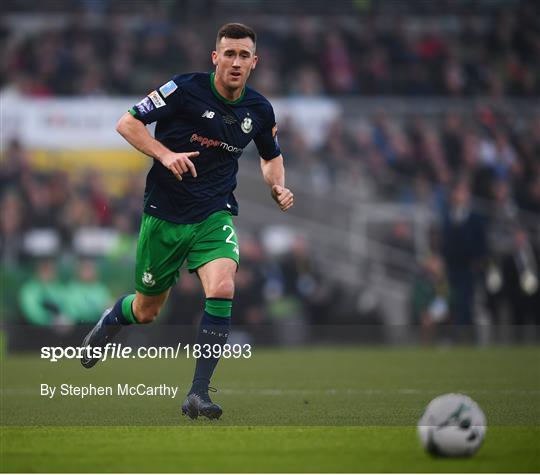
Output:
[132, 290, 171, 322]
[182, 258, 236, 420]
[181, 211, 240, 419]
[80, 290, 169, 368]
[101, 290, 171, 325]
[194, 257, 236, 385]
[81, 213, 189, 368]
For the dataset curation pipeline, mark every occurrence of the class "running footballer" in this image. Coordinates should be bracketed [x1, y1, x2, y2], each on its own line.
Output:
[80, 23, 293, 420]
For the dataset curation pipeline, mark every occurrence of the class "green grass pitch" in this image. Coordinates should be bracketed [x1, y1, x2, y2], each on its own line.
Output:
[1, 346, 539, 472]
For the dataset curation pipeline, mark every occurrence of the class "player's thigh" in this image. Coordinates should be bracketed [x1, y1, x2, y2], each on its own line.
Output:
[197, 258, 238, 298]
[135, 213, 191, 295]
[187, 211, 240, 297]
[187, 211, 240, 273]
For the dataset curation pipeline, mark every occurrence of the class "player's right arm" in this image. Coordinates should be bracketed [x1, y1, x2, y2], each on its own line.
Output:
[116, 112, 198, 181]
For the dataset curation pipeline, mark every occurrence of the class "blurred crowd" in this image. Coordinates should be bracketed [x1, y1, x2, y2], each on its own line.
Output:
[281, 104, 540, 340]
[1, 1, 539, 342]
[411, 185, 539, 344]
[17, 258, 112, 326]
[2, 101, 538, 338]
[1, 139, 342, 329]
[281, 107, 540, 218]
[1, 2, 539, 98]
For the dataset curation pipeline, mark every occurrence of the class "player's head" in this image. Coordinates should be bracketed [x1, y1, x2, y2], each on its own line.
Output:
[212, 23, 258, 92]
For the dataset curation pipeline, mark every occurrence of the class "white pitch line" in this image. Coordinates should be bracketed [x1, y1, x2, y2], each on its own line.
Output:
[2, 388, 538, 396]
[220, 388, 540, 396]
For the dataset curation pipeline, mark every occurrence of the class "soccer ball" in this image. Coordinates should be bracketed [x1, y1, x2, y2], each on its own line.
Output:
[417, 393, 486, 457]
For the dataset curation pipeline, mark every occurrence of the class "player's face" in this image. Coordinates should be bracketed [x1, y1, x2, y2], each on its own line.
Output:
[212, 36, 258, 92]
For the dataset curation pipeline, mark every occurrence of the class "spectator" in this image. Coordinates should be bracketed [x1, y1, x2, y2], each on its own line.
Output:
[411, 254, 451, 344]
[279, 235, 323, 324]
[19, 260, 67, 326]
[322, 32, 356, 94]
[65, 259, 112, 323]
[440, 181, 487, 331]
[0, 191, 25, 265]
[502, 227, 540, 339]
[0, 139, 30, 192]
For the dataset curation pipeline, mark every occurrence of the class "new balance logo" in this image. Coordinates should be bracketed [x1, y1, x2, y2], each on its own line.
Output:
[202, 110, 215, 119]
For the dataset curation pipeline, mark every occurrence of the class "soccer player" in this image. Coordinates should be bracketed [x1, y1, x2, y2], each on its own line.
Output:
[80, 23, 293, 420]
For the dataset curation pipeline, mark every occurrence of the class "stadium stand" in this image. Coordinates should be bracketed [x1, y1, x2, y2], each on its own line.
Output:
[1, 0, 538, 344]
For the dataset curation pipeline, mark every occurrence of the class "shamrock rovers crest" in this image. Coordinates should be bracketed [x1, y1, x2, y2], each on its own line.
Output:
[241, 116, 253, 133]
[142, 272, 155, 287]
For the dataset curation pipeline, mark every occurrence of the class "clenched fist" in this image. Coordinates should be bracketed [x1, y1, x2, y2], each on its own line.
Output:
[271, 185, 294, 211]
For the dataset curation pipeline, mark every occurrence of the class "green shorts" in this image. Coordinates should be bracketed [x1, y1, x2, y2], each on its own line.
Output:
[135, 211, 240, 295]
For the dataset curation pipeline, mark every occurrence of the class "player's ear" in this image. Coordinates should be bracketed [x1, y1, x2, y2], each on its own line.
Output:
[211, 50, 218, 66]
[251, 55, 258, 70]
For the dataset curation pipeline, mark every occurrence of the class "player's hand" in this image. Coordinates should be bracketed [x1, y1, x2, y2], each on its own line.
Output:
[271, 185, 294, 211]
[160, 151, 199, 181]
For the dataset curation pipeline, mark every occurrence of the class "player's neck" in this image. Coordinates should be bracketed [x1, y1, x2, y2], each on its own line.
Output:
[211, 72, 245, 104]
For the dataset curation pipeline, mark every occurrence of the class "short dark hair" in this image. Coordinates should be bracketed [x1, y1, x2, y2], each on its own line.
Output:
[216, 23, 256, 48]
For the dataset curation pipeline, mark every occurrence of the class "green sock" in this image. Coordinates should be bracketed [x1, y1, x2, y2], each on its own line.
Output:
[121, 294, 138, 324]
[205, 298, 232, 318]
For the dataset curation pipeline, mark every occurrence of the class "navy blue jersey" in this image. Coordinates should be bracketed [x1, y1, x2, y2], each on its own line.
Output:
[129, 72, 281, 224]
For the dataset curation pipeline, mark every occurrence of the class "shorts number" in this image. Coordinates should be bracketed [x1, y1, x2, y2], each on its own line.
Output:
[222, 225, 239, 255]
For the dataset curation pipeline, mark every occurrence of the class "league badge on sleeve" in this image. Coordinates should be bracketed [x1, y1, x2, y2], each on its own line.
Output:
[159, 80, 178, 98]
[134, 96, 155, 115]
[148, 90, 165, 108]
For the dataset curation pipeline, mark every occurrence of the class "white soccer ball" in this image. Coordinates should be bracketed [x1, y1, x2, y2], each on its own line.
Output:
[417, 393, 486, 457]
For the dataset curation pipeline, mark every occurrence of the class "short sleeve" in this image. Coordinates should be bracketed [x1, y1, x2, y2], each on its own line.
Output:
[129, 78, 183, 125]
[253, 104, 281, 160]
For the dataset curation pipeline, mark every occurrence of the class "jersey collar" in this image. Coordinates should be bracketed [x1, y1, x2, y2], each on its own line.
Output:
[210, 72, 245, 105]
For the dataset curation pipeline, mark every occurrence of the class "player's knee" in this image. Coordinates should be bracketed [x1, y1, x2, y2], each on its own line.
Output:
[208, 279, 235, 299]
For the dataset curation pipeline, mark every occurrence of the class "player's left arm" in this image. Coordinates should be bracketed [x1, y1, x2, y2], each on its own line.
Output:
[254, 102, 293, 212]
[260, 155, 294, 212]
